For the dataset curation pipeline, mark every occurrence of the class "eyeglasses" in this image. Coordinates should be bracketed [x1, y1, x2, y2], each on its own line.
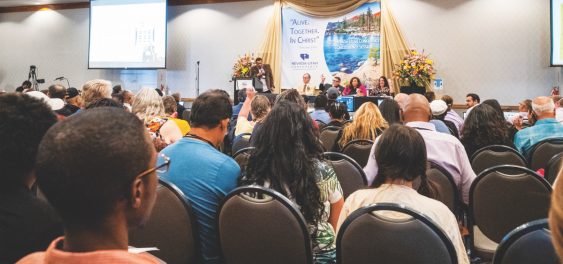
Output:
[136, 153, 171, 179]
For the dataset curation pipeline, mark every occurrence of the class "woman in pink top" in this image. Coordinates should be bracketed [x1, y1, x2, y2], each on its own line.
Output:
[342, 77, 367, 96]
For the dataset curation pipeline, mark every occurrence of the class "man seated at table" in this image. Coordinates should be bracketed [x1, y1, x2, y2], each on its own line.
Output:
[318, 75, 344, 95]
[296, 73, 318, 96]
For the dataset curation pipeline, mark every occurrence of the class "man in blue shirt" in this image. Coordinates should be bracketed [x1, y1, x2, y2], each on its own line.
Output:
[310, 94, 331, 124]
[161, 90, 240, 263]
[514, 96, 563, 156]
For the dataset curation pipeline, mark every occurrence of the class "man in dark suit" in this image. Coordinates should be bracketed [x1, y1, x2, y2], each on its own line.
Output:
[251, 57, 274, 93]
[319, 75, 344, 95]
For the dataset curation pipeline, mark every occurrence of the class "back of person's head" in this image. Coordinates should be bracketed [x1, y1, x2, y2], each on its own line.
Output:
[82, 79, 112, 108]
[314, 94, 328, 109]
[171, 93, 181, 103]
[112, 85, 122, 95]
[394, 93, 409, 110]
[461, 104, 508, 146]
[482, 99, 504, 118]
[340, 102, 388, 146]
[275, 89, 306, 108]
[402, 94, 431, 123]
[36, 108, 155, 230]
[250, 95, 270, 120]
[85, 98, 124, 110]
[132, 87, 166, 123]
[48, 84, 66, 99]
[371, 124, 436, 198]
[430, 99, 448, 119]
[520, 99, 533, 112]
[466, 93, 480, 103]
[532, 96, 556, 117]
[15, 86, 24, 93]
[549, 168, 563, 259]
[329, 102, 347, 120]
[190, 89, 232, 128]
[441, 95, 453, 110]
[424, 91, 436, 103]
[111, 93, 125, 105]
[162, 95, 178, 115]
[0, 94, 57, 191]
[378, 98, 401, 125]
[237, 88, 247, 103]
[22, 81, 32, 89]
[242, 100, 324, 226]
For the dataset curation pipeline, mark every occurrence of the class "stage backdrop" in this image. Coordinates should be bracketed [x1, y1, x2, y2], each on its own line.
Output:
[281, 2, 382, 89]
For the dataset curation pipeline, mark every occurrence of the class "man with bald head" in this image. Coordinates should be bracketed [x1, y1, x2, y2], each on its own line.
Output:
[514, 96, 563, 156]
[394, 93, 409, 110]
[365, 94, 476, 204]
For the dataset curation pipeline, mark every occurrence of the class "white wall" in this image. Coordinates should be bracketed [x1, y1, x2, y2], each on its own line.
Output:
[388, 0, 560, 104]
[0, 0, 559, 104]
[0, 0, 273, 98]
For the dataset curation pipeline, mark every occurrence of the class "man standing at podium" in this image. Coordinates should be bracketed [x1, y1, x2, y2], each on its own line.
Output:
[251, 57, 274, 93]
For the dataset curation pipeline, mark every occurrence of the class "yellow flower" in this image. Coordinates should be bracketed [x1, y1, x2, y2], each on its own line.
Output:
[426, 59, 433, 65]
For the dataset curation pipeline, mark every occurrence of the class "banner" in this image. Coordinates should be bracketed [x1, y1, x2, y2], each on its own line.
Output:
[281, 2, 381, 89]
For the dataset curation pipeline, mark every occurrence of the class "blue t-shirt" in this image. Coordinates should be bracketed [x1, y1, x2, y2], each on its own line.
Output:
[160, 137, 240, 263]
[429, 119, 452, 135]
[514, 118, 563, 156]
[310, 109, 331, 124]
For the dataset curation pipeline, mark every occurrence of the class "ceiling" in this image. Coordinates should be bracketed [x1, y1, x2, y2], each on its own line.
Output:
[0, 0, 88, 7]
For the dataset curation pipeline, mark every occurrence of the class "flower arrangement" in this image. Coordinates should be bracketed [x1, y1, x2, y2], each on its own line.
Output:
[232, 53, 255, 78]
[393, 50, 435, 88]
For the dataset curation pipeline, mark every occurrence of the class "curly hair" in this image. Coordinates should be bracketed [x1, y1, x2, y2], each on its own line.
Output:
[339, 102, 388, 147]
[460, 104, 511, 157]
[241, 100, 325, 228]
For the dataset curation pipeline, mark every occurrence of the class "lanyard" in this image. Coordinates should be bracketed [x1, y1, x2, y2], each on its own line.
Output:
[185, 134, 216, 148]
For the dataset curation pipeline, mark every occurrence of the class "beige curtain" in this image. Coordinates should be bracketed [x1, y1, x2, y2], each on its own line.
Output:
[259, 0, 410, 94]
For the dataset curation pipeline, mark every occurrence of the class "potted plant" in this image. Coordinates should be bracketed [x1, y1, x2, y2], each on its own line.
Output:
[393, 50, 435, 95]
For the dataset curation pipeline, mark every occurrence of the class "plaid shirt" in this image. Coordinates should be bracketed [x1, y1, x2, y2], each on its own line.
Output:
[514, 118, 563, 156]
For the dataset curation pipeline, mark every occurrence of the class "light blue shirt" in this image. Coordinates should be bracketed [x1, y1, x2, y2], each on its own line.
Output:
[160, 137, 240, 263]
[514, 118, 563, 157]
[310, 109, 331, 124]
[429, 119, 452, 135]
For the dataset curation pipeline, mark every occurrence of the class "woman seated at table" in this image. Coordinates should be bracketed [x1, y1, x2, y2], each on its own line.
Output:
[342, 77, 367, 96]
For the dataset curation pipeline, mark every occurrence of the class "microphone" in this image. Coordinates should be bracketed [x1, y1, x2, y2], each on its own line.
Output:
[54, 76, 65, 81]
[197, 61, 200, 65]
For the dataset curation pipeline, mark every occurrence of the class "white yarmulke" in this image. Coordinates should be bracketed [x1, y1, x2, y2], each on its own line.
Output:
[430, 99, 448, 116]
[25, 91, 64, 111]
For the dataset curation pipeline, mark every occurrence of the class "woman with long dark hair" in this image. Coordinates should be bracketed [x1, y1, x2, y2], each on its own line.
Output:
[371, 76, 391, 96]
[378, 98, 401, 125]
[241, 100, 344, 263]
[336, 124, 469, 264]
[460, 103, 515, 158]
[342, 77, 367, 96]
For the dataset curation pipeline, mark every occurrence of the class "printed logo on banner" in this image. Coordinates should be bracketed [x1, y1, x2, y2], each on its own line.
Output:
[300, 53, 310, 60]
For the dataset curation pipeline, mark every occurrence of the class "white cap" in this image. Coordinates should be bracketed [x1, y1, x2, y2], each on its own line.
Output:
[430, 99, 448, 116]
[25, 91, 64, 111]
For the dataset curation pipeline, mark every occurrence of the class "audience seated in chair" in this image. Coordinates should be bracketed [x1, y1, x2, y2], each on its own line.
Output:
[17, 108, 162, 263]
[240, 100, 344, 263]
[365, 94, 476, 204]
[514, 96, 563, 156]
[326, 102, 348, 127]
[461, 104, 516, 158]
[549, 168, 563, 260]
[0, 94, 62, 264]
[81, 79, 113, 109]
[162, 95, 191, 136]
[334, 102, 387, 152]
[378, 98, 402, 125]
[310, 94, 331, 124]
[430, 99, 459, 138]
[337, 124, 469, 264]
[235, 88, 270, 137]
[442, 95, 464, 132]
[159, 90, 240, 263]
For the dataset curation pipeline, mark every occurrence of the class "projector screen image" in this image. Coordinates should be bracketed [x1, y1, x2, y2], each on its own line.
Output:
[89, 0, 167, 69]
[552, 0, 563, 65]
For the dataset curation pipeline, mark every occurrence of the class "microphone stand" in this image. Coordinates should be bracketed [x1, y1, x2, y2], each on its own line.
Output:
[63, 78, 70, 89]
[196, 61, 200, 96]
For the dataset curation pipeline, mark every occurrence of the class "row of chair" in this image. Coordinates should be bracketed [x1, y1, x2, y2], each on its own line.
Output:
[129, 180, 558, 264]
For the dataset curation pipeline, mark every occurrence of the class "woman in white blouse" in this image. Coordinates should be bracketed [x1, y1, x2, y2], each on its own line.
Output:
[337, 124, 469, 264]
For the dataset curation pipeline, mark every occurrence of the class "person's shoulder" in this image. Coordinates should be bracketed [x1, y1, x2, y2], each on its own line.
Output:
[15, 252, 45, 263]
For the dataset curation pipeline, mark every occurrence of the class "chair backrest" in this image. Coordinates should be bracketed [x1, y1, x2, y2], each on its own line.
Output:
[426, 162, 460, 215]
[470, 145, 527, 175]
[337, 203, 458, 264]
[182, 109, 191, 123]
[492, 219, 559, 264]
[233, 147, 255, 173]
[218, 186, 313, 264]
[315, 119, 327, 130]
[129, 179, 199, 264]
[341, 139, 374, 168]
[323, 152, 367, 199]
[319, 126, 342, 151]
[545, 152, 563, 185]
[528, 138, 563, 171]
[469, 165, 552, 244]
[231, 133, 252, 156]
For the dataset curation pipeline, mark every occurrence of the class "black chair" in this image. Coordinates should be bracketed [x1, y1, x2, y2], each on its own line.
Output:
[129, 179, 199, 264]
[528, 138, 563, 171]
[231, 132, 252, 156]
[545, 152, 563, 185]
[469, 165, 552, 260]
[315, 119, 327, 130]
[233, 147, 255, 172]
[492, 219, 559, 264]
[341, 139, 374, 168]
[337, 203, 458, 264]
[182, 109, 191, 123]
[218, 186, 313, 264]
[470, 145, 527, 175]
[323, 152, 367, 199]
[426, 162, 460, 216]
[319, 126, 342, 151]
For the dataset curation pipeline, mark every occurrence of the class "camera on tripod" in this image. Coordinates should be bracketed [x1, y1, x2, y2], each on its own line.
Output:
[28, 65, 45, 91]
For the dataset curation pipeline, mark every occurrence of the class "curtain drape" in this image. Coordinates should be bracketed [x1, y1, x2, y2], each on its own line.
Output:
[259, 0, 410, 94]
